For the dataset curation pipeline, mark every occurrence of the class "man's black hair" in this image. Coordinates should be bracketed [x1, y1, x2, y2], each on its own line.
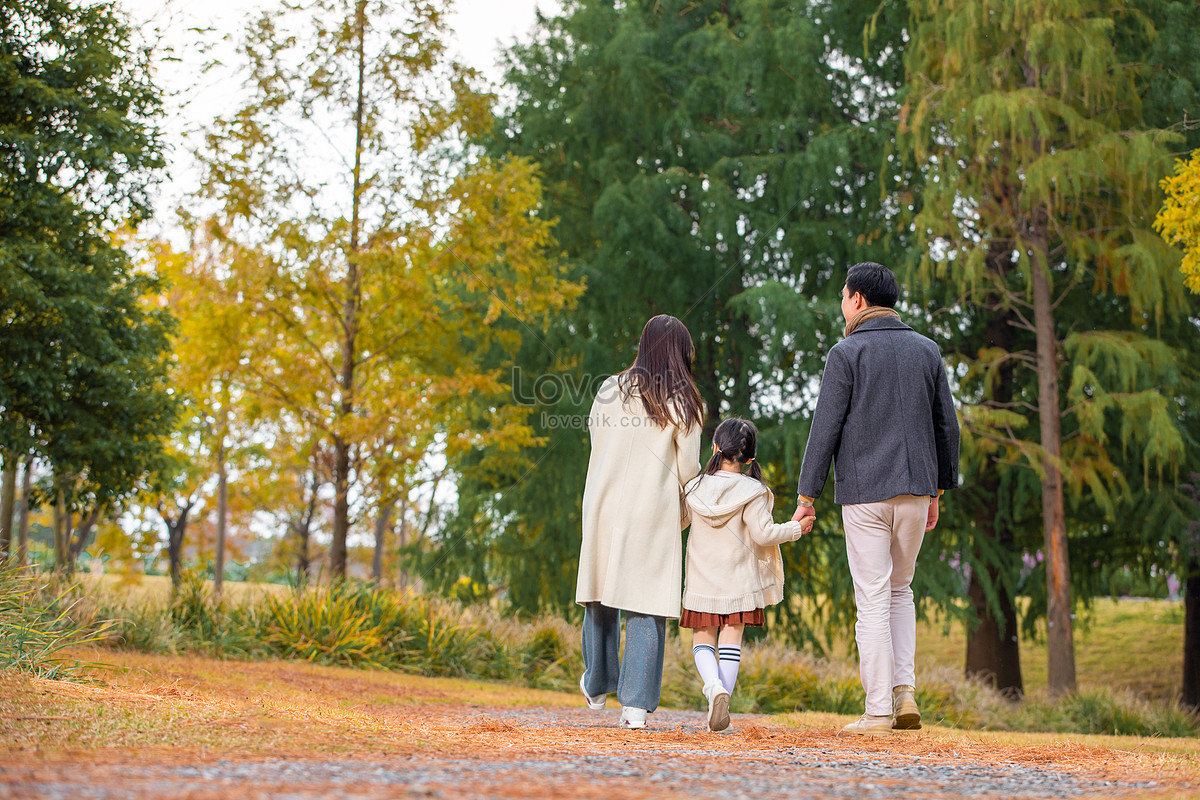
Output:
[845, 262, 899, 308]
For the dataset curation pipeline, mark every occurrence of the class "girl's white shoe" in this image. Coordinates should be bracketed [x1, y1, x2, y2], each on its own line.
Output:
[619, 706, 648, 729]
[703, 680, 731, 732]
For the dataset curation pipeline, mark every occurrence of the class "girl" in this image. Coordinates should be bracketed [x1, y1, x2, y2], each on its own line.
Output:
[575, 315, 703, 730]
[681, 418, 813, 731]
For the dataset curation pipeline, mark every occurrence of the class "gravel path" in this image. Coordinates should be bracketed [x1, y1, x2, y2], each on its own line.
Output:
[0, 706, 1170, 800]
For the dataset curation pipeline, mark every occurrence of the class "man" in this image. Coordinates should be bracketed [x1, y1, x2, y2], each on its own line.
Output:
[793, 262, 959, 736]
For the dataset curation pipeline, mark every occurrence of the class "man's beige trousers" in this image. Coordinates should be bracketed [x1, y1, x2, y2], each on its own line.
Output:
[842, 495, 931, 717]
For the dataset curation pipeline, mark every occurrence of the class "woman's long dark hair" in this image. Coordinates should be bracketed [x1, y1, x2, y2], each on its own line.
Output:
[701, 418, 766, 486]
[619, 314, 704, 430]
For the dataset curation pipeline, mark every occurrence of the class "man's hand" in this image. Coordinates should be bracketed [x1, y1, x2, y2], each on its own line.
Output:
[798, 516, 815, 536]
[926, 496, 940, 531]
[791, 503, 816, 524]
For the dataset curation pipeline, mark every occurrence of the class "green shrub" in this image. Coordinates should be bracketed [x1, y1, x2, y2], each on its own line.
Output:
[104, 599, 180, 654]
[401, 601, 487, 676]
[1003, 689, 1200, 737]
[0, 566, 111, 680]
[263, 582, 401, 668]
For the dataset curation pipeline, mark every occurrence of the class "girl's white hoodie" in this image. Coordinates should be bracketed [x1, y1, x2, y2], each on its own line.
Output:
[682, 472, 806, 615]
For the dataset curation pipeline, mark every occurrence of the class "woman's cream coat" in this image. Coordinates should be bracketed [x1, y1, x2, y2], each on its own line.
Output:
[575, 375, 701, 618]
[682, 472, 805, 615]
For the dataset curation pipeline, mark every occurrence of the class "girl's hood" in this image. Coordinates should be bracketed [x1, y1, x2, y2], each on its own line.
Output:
[684, 472, 769, 524]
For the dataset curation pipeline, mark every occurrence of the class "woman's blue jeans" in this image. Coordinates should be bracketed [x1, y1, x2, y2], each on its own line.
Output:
[580, 602, 667, 712]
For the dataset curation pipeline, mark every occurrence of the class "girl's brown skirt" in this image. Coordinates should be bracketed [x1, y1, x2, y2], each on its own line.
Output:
[679, 608, 765, 629]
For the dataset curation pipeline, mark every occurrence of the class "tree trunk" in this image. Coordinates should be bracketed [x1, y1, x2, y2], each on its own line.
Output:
[16, 456, 32, 565]
[396, 514, 409, 592]
[53, 491, 69, 573]
[293, 516, 311, 584]
[1031, 224, 1076, 698]
[67, 508, 101, 569]
[964, 254, 1024, 697]
[331, 0, 368, 581]
[292, 518, 311, 584]
[965, 471, 1024, 697]
[372, 502, 392, 583]
[292, 471, 318, 585]
[331, 439, 351, 578]
[965, 559, 1024, 697]
[161, 502, 192, 588]
[214, 438, 228, 599]
[0, 459, 16, 557]
[1181, 484, 1200, 710]
[1183, 567, 1200, 709]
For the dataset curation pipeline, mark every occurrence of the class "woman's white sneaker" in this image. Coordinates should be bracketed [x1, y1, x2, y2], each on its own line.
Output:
[619, 706, 648, 729]
[579, 674, 606, 710]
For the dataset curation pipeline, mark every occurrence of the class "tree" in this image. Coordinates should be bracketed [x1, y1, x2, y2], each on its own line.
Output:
[150, 232, 259, 592]
[902, 0, 1195, 697]
[1157, 149, 1200, 293]
[194, 0, 579, 580]
[456, 0, 920, 636]
[1, 0, 177, 568]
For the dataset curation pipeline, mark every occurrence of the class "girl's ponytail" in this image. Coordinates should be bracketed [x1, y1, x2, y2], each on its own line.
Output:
[704, 417, 767, 488]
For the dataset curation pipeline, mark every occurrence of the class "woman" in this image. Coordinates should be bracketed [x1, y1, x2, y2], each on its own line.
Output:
[575, 314, 703, 729]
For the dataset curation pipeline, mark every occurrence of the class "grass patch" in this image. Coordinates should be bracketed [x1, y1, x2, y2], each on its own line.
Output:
[909, 597, 1183, 703]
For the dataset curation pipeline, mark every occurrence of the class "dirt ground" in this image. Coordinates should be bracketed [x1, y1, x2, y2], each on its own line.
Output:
[1, 653, 1197, 800]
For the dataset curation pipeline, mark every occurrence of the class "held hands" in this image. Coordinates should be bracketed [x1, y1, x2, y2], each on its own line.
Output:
[791, 501, 816, 535]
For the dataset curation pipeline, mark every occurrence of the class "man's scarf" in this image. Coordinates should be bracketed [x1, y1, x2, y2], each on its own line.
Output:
[843, 305, 901, 337]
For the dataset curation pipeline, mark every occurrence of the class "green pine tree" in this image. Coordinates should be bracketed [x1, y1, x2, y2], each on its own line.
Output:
[443, 0, 925, 651]
[901, 0, 1198, 697]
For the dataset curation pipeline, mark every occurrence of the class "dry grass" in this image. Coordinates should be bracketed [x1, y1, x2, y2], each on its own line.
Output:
[77, 573, 287, 605]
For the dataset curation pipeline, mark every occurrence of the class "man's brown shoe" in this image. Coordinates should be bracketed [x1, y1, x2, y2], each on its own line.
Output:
[893, 685, 921, 730]
[841, 714, 892, 736]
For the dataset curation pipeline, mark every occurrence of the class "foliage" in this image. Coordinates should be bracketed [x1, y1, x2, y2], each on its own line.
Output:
[449, 0, 913, 643]
[262, 582, 401, 668]
[899, 0, 1200, 694]
[0, 1, 177, 525]
[0, 566, 110, 679]
[187, 0, 580, 579]
[1156, 149, 1200, 293]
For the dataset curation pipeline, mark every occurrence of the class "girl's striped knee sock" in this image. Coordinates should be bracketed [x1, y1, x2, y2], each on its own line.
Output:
[692, 643, 720, 687]
[718, 645, 741, 692]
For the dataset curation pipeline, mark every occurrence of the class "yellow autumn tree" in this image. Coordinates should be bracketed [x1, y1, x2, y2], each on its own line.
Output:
[191, 0, 581, 579]
[144, 235, 257, 591]
[1156, 149, 1200, 293]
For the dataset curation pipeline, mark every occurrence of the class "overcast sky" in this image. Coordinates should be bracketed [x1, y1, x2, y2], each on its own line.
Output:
[115, 0, 562, 226]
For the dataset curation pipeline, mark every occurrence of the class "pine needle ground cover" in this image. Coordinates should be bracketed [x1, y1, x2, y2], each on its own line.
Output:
[1, 650, 1199, 800]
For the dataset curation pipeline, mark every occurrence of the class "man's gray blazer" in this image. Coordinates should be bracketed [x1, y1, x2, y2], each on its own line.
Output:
[796, 317, 959, 505]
